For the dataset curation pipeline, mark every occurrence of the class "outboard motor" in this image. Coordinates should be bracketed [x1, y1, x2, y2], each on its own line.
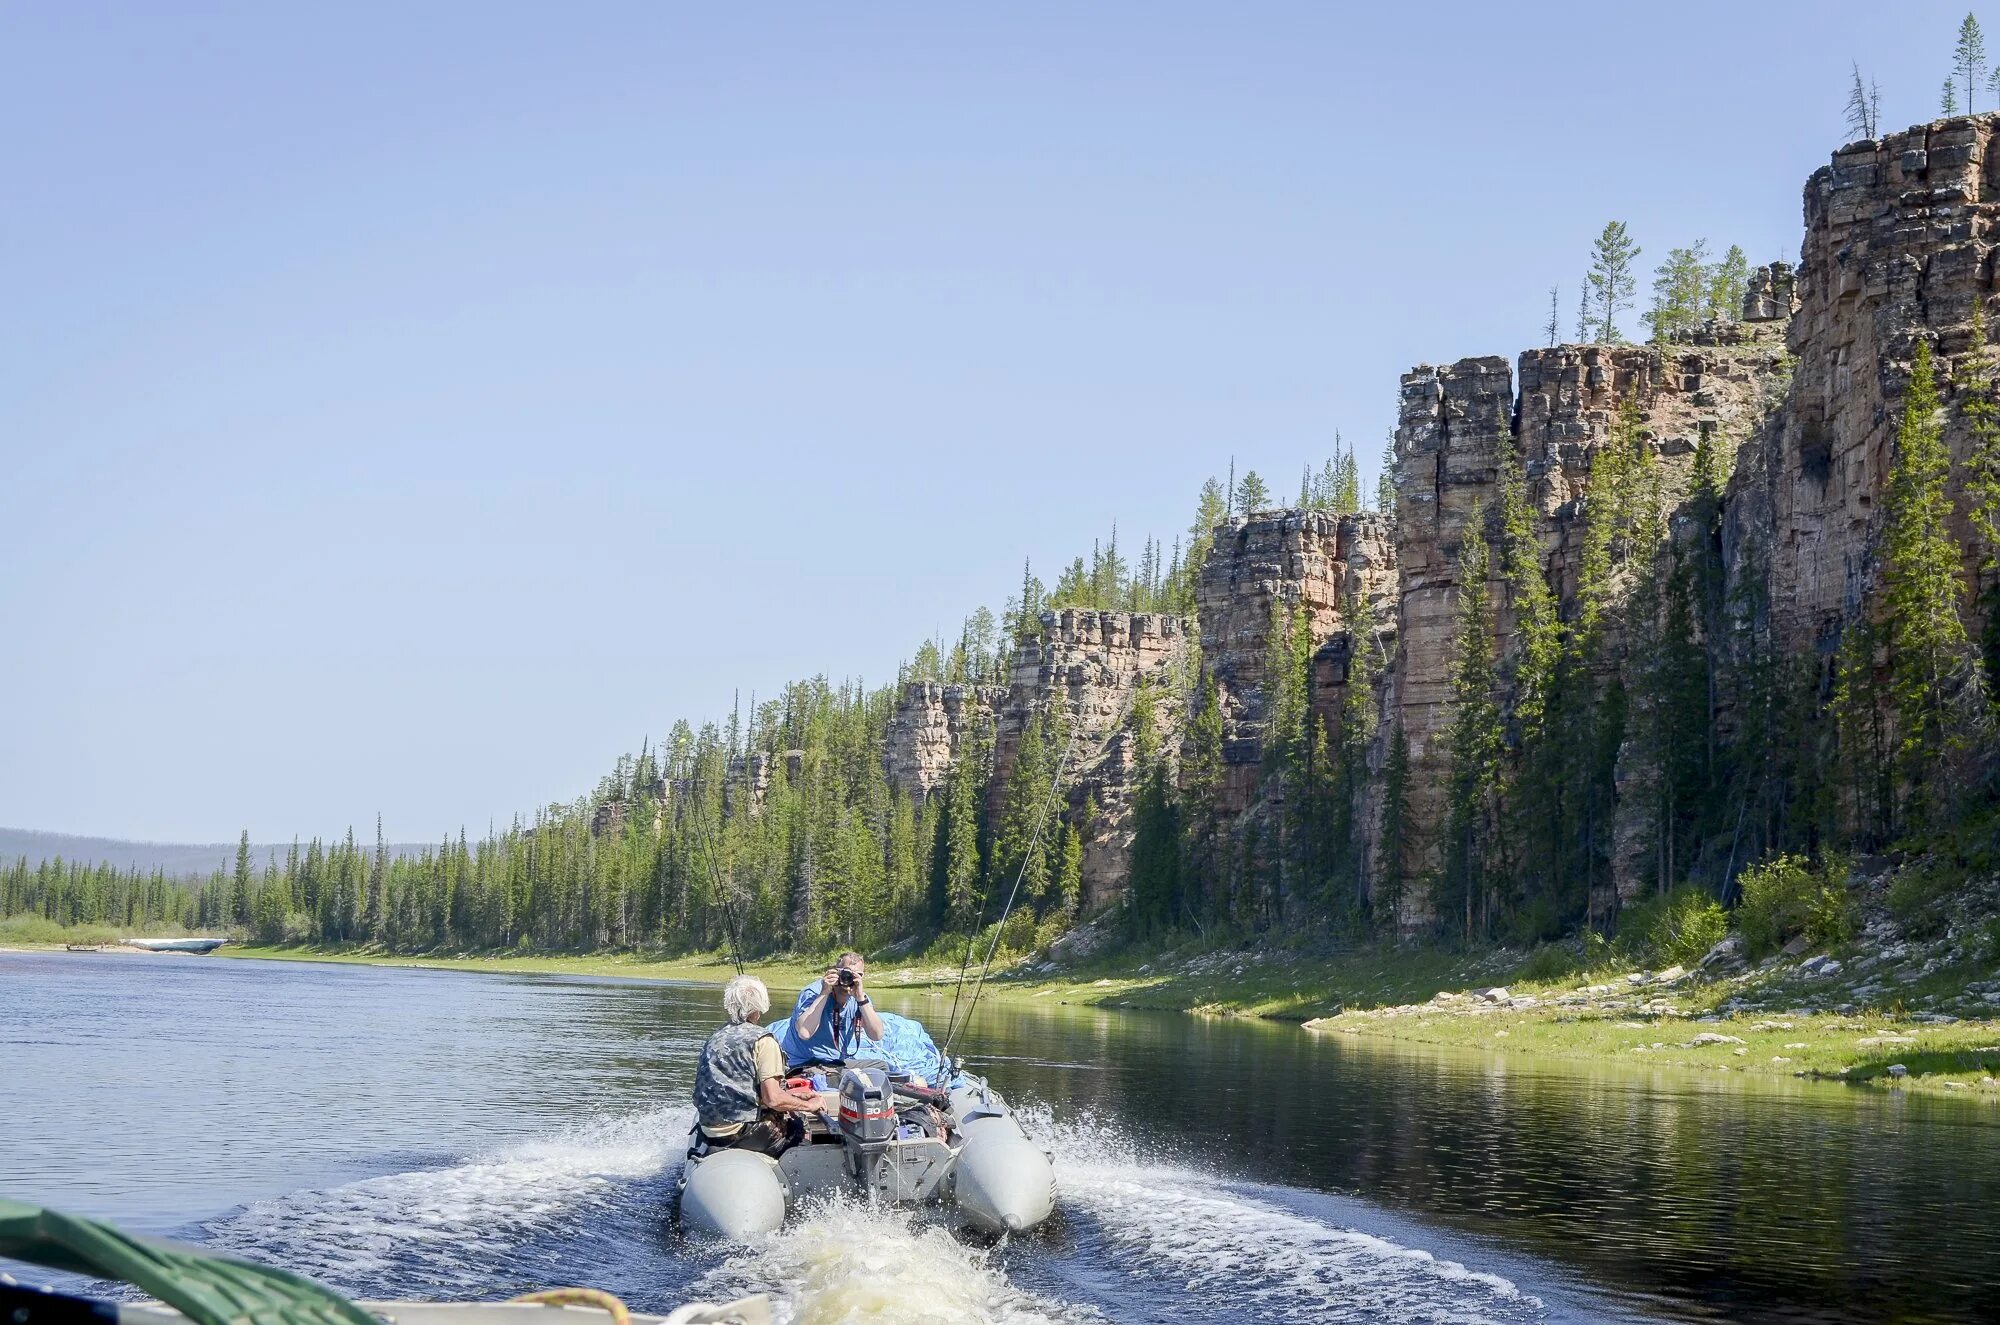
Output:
[837, 1066, 895, 1153]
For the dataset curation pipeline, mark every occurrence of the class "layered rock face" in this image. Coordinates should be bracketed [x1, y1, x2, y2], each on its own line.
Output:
[883, 682, 1004, 803]
[1384, 330, 1794, 919]
[990, 610, 1185, 911]
[874, 115, 2000, 928]
[1194, 511, 1396, 818]
[882, 613, 1184, 911]
[1731, 116, 2000, 662]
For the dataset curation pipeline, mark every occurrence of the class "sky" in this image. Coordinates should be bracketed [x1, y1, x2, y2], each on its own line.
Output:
[0, 1, 1982, 843]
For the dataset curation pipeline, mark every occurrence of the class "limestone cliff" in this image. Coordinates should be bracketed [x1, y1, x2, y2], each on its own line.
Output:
[878, 114, 2000, 931]
[991, 611, 1186, 910]
[882, 612, 1185, 911]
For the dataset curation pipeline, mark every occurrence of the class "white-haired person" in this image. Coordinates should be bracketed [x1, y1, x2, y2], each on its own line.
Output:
[693, 974, 821, 1155]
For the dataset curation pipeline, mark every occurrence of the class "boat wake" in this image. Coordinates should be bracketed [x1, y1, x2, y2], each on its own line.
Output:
[1022, 1106, 1547, 1325]
[198, 1104, 693, 1295]
[695, 1197, 1090, 1325]
[189, 1099, 1556, 1323]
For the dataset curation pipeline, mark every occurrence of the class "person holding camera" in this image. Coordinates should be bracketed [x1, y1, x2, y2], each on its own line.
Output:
[777, 950, 885, 1072]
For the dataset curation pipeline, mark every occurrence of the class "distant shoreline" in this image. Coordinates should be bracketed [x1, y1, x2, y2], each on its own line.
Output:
[12, 938, 1999, 1102]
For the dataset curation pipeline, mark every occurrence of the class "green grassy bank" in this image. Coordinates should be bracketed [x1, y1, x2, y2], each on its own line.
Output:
[13, 923, 1998, 1099]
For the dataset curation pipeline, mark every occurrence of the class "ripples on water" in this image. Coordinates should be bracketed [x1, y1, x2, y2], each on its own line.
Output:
[187, 1097, 1554, 1325]
[8, 952, 1996, 1323]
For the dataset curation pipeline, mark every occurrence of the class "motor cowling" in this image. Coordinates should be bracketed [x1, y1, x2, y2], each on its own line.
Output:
[837, 1066, 895, 1150]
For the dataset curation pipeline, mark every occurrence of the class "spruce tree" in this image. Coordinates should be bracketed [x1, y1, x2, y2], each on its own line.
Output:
[1707, 245, 1750, 321]
[1500, 437, 1560, 736]
[1125, 685, 1183, 936]
[1882, 339, 1985, 827]
[1377, 436, 1398, 516]
[1545, 286, 1561, 347]
[1375, 721, 1411, 932]
[1236, 469, 1272, 515]
[1443, 503, 1502, 944]
[993, 708, 1052, 906]
[1957, 14, 1987, 111]
[1960, 300, 2000, 685]
[1587, 222, 1640, 343]
[1181, 670, 1227, 922]
[1644, 240, 1710, 342]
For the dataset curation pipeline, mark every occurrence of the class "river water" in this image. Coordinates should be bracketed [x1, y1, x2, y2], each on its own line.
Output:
[3, 952, 1997, 1324]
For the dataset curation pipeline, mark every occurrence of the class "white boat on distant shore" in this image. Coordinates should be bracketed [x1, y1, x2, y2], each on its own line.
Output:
[119, 937, 226, 954]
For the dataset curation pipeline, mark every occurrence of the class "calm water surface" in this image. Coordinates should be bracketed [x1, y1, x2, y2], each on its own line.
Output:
[3, 952, 1997, 1323]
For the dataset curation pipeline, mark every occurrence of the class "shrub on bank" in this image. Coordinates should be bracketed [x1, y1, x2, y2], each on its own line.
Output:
[1736, 853, 1854, 955]
[1620, 886, 1728, 966]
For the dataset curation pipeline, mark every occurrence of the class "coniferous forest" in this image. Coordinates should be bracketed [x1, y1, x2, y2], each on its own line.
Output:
[12, 212, 2000, 967]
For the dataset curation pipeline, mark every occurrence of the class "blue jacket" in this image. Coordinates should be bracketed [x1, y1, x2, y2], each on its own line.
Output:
[776, 983, 861, 1066]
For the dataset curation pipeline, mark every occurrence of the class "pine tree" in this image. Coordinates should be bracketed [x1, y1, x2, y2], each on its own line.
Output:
[1845, 61, 1880, 140]
[1236, 469, 1272, 515]
[1180, 477, 1230, 611]
[1576, 284, 1592, 343]
[1375, 721, 1411, 932]
[1882, 338, 1986, 828]
[1707, 245, 1750, 321]
[1587, 222, 1641, 343]
[1333, 436, 1361, 512]
[1833, 617, 1892, 843]
[1645, 240, 1710, 342]
[1944, 77, 1960, 117]
[1500, 436, 1560, 736]
[1957, 14, 1987, 111]
[1181, 669, 1227, 922]
[1377, 436, 1398, 516]
[1545, 285, 1561, 347]
[1125, 685, 1183, 936]
[1960, 300, 2000, 686]
[1443, 503, 1503, 945]
[993, 707, 1053, 908]
[1055, 821, 1084, 919]
[231, 830, 252, 928]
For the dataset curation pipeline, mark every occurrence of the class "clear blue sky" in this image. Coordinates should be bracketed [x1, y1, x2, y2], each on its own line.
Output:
[0, 2, 1975, 842]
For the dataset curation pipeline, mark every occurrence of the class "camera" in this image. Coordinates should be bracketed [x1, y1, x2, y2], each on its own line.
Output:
[837, 967, 858, 989]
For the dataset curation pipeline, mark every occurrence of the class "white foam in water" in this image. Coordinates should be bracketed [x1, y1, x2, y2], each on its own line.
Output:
[696, 1197, 1093, 1325]
[1022, 1105, 1545, 1325]
[201, 1104, 693, 1292]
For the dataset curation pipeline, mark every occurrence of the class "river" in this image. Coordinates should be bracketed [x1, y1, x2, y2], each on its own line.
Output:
[3, 952, 1996, 1323]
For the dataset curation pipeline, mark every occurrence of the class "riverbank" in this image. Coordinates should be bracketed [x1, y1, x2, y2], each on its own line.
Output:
[15, 918, 2000, 1099]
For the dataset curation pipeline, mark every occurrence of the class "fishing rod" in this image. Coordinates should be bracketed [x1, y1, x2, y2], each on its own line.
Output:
[686, 770, 747, 977]
[942, 686, 1129, 1059]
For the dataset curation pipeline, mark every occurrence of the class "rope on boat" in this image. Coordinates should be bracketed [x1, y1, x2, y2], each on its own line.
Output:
[508, 1288, 632, 1325]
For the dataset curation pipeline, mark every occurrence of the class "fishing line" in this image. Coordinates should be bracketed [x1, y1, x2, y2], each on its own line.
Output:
[686, 770, 747, 977]
[942, 684, 1127, 1059]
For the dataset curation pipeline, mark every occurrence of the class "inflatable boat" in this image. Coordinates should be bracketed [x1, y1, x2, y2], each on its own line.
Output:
[675, 1067, 1053, 1241]
[0, 1198, 771, 1325]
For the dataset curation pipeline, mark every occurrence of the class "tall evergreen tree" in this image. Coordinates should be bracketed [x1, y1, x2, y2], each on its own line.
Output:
[1375, 721, 1411, 932]
[1882, 339, 1986, 828]
[1960, 300, 2000, 687]
[1707, 245, 1750, 321]
[1442, 503, 1503, 944]
[1587, 221, 1641, 343]
[1235, 469, 1272, 516]
[1645, 240, 1710, 342]
[1957, 13, 1987, 111]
